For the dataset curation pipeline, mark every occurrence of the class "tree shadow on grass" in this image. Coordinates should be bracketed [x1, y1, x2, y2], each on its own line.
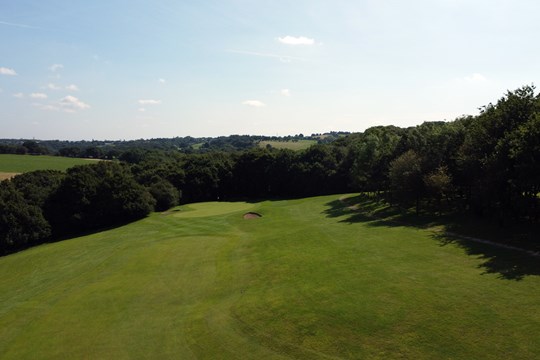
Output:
[433, 232, 540, 281]
[324, 195, 445, 229]
[323, 194, 540, 281]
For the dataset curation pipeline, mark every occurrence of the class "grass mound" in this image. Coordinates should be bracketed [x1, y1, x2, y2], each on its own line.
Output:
[1, 194, 539, 359]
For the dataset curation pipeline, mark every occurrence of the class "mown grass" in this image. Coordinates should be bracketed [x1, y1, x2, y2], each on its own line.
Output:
[0, 195, 539, 359]
[0, 154, 96, 174]
[258, 140, 317, 150]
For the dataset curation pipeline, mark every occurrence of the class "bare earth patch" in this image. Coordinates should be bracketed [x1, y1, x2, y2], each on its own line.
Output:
[243, 212, 262, 219]
[0, 172, 20, 181]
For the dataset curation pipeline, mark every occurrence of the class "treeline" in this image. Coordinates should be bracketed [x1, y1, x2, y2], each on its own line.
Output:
[1, 85, 538, 254]
[0, 133, 346, 158]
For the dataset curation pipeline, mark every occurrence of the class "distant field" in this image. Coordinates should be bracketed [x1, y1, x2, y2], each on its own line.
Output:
[0, 154, 96, 177]
[258, 139, 317, 150]
[1, 194, 538, 359]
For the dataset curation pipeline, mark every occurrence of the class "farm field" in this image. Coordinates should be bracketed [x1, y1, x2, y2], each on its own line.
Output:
[0, 154, 97, 178]
[0, 194, 539, 359]
[258, 139, 317, 150]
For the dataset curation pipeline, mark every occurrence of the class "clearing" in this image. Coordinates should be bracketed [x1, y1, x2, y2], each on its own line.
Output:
[0, 154, 97, 174]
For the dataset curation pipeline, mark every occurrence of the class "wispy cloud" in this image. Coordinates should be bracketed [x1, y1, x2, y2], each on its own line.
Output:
[138, 99, 162, 105]
[158, 78, 166, 84]
[242, 100, 266, 107]
[66, 84, 79, 91]
[138, 108, 146, 112]
[60, 95, 90, 110]
[0, 20, 39, 29]
[227, 49, 305, 63]
[277, 36, 315, 45]
[13, 92, 24, 98]
[0, 67, 17, 76]
[49, 64, 64, 72]
[281, 89, 291, 97]
[30, 93, 48, 99]
[463, 73, 487, 83]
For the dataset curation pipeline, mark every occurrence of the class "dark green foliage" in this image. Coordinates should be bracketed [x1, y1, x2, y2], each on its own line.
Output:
[424, 166, 453, 214]
[147, 179, 181, 211]
[389, 150, 424, 214]
[45, 162, 155, 236]
[11, 170, 65, 207]
[22, 141, 49, 155]
[0, 181, 50, 252]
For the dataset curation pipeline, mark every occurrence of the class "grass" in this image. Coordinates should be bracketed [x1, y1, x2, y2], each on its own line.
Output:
[0, 195, 539, 359]
[258, 139, 317, 150]
[0, 154, 96, 175]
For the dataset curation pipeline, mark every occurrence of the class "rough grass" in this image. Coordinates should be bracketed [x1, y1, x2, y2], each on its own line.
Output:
[258, 140, 317, 150]
[0, 154, 96, 174]
[0, 194, 539, 359]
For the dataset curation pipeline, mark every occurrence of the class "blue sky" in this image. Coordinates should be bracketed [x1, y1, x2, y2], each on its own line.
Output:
[1, 0, 539, 140]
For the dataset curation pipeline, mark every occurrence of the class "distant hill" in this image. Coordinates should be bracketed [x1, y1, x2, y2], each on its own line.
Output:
[0, 132, 349, 159]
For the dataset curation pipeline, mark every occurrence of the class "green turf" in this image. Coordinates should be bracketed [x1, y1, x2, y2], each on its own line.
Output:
[258, 140, 317, 150]
[0, 194, 539, 359]
[0, 154, 97, 174]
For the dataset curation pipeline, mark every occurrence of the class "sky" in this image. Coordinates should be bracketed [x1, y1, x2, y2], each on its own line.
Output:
[1, 0, 539, 140]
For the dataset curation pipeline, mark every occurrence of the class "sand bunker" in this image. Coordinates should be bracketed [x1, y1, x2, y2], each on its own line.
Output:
[243, 212, 262, 219]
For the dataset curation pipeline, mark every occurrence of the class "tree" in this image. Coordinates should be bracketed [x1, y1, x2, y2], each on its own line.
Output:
[389, 150, 423, 214]
[22, 140, 49, 155]
[0, 181, 50, 253]
[147, 179, 181, 211]
[424, 166, 453, 215]
[45, 162, 155, 236]
[11, 170, 64, 207]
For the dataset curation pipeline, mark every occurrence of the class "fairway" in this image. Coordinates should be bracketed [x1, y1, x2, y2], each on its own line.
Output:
[0, 154, 97, 175]
[0, 195, 539, 359]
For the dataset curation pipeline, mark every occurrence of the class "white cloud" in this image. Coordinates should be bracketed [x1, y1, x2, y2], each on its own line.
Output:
[49, 64, 64, 72]
[138, 108, 146, 112]
[464, 73, 487, 83]
[0, 67, 17, 76]
[242, 100, 266, 107]
[158, 78, 166, 84]
[281, 89, 291, 97]
[47, 83, 61, 90]
[60, 95, 90, 110]
[30, 93, 48, 99]
[277, 36, 315, 45]
[13, 92, 24, 98]
[66, 84, 79, 91]
[138, 99, 162, 105]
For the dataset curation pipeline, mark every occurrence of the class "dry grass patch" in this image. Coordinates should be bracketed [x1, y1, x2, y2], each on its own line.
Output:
[0, 173, 19, 181]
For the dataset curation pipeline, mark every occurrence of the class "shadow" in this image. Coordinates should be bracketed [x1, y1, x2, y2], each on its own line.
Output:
[433, 233, 540, 281]
[323, 194, 540, 281]
[1, 218, 140, 258]
[324, 195, 445, 229]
